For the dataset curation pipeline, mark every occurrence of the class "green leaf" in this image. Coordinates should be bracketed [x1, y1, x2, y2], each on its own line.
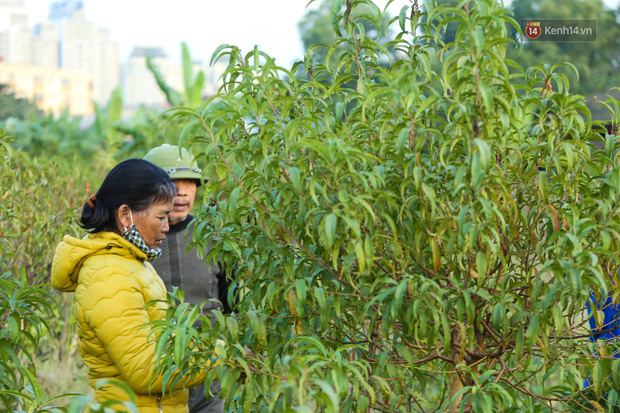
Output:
[552, 305, 564, 337]
[593, 360, 603, 398]
[226, 316, 239, 342]
[525, 315, 539, 350]
[228, 186, 242, 223]
[331, 0, 343, 37]
[491, 303, 505, 331]
[516, 326, 525, 360]
[289, 166, 302, 193]
[354, 241, 365, 275]
[398, 6, 408, 32]
[475, 252, 487, 283]
[323, 213, 337, 250]
[295, 278, 307, 317]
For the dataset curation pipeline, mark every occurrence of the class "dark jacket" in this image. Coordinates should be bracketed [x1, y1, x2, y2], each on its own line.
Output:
[150, 215, 232, 413]
[151, 214, 234, 314]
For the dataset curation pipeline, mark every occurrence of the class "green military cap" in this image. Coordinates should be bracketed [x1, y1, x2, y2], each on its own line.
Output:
[144, 144, 204, 186]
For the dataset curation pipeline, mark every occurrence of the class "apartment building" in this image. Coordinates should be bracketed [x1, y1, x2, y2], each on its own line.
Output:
[0, 61, 93, 115]
[0, 0, 118, 112]
[0, 0, 223, 115]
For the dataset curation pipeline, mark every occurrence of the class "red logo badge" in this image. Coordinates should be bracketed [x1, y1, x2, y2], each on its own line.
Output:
[525, 21, 541, 39]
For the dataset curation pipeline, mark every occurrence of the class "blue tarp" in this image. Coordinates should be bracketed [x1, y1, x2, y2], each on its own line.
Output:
[587, 295, 620, 341]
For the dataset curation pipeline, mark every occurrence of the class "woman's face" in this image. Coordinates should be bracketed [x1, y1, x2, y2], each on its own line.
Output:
[132, 199, 173, 249]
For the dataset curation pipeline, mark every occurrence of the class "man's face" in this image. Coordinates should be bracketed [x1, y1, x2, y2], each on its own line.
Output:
[169, 179, 197, 224]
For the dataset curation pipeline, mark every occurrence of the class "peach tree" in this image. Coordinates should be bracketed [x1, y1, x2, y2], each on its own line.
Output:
[156, 0, 620, 411]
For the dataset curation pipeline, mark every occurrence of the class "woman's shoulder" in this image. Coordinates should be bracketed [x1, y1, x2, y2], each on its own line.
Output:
[52, 232, 132, 292]
[77, 255, 164, 308]
[83, 251, 153, 285]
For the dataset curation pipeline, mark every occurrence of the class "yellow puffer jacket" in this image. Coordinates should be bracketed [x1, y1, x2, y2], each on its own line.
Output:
[51, 231, 205, 412]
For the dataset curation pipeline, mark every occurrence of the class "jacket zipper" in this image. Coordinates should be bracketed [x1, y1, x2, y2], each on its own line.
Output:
[157, 395, 163, 413]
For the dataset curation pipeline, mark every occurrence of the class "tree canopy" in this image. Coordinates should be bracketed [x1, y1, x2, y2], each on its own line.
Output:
[299, 0, 620, 119]
[153, 0, 620, 411]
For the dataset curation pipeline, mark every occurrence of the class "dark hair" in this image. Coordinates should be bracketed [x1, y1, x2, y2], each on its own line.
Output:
[80, 159, 177, 233]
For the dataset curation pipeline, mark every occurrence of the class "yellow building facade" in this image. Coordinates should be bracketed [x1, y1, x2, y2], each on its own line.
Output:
[0, 61, 93, 115]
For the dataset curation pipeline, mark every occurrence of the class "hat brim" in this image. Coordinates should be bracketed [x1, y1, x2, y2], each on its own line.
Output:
[168, 171, 205, 187]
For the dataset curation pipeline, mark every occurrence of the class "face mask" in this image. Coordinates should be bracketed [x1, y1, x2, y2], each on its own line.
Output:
[123, 209, 162, 262]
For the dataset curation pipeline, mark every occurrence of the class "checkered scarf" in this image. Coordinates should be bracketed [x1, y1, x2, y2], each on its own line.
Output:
[123, 224, 162, 262]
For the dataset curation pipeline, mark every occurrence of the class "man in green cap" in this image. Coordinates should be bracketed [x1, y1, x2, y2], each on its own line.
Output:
[144, 143, 232, 413]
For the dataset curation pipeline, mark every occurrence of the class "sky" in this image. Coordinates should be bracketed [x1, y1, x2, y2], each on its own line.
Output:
[20, 0, 620, 69]
[20, 0, 407, 68]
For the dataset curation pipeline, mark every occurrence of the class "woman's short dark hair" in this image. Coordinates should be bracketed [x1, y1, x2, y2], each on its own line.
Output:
[80, 159, 177, 233]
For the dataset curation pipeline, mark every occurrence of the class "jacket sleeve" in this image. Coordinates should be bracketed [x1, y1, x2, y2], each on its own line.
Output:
[83, 264, 208, 394]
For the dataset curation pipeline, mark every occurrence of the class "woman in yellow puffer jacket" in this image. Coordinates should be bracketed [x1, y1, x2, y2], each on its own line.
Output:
[52, 159, 210, 412]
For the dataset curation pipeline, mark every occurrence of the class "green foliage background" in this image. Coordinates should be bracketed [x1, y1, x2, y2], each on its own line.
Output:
[2, 0, 620, 412]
